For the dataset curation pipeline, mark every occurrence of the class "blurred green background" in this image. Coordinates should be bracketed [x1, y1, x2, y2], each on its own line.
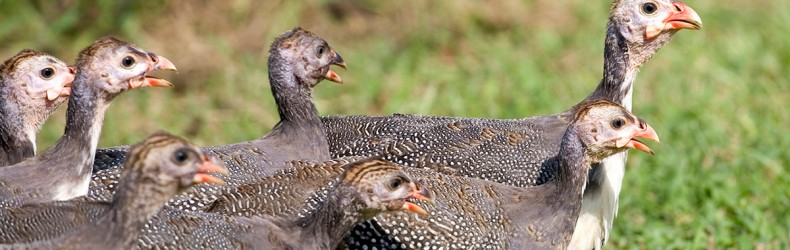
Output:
[1, 0, 788, 248]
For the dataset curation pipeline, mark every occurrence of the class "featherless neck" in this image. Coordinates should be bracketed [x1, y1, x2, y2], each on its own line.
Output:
[0, 88, 30, 148]
[61, 73, 108, 141]
[0, 124, 33, 165]
[584, 21, 633, 108]
[268, 55, 322, 128]
[555, 128, 590, 196]
[295, 183, 362, 244]
[40, 72, 107, 178]
[0, 109, 31, 150]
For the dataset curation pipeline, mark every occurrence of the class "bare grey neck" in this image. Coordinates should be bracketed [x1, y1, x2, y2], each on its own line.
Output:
[42, 71, 108, 178]
[0, 106, 34, 165]
[583, 21, 633, 108]
[268, 53, 322, 130]
[265, 53, 330, 160]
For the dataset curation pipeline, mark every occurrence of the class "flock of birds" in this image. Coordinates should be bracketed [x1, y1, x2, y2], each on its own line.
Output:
[0, 0, 702, 249]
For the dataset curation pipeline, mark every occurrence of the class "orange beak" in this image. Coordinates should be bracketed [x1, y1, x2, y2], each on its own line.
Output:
[192, 154, 228, 185]
[324, 51, 346, 84]
[131, 54, 177, 89]
[402, 181, 434, 217]
[621, 119, 661, 155]
[645, 1, 703, 40]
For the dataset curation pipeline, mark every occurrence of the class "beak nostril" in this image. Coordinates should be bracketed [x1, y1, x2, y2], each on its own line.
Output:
[673, 2, 684, 12]
[148, 52, 159, 63]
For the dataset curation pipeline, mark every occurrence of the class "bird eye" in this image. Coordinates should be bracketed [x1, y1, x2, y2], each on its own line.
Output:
[388, 178, 403, 191]
[611, 117, 627, 130]
[641, 2, 658, 15]
[121, 56, 136, 68]
[173, 149, 190, 164]
[316, 46, 325, 56]
[40, 68, 55, 79]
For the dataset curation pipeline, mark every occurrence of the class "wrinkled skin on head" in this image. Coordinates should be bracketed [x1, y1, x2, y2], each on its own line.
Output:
[269, 28, 346, 88]
[1, 51, 74, 127]
[75, 37, 176, 99]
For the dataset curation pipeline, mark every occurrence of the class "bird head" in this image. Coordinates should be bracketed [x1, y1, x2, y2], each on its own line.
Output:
[342, 159, 435, 218]
[571, 100, 660, 162]
[126, 131, 227, 195]
[269, 27, 346, 88]
[75, 37, 176, 98]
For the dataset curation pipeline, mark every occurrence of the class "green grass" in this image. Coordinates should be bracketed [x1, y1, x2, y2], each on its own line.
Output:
[2, 0, 788, 248]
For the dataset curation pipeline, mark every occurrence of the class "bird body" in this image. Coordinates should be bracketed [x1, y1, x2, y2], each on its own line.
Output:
[135, 158, 432, 250]
[0, 49, 74, 166]
[322, 1, 701, 248]
[344, 100, 659, 249]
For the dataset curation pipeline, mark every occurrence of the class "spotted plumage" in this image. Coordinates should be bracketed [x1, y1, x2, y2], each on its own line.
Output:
[135, 158, 432, 250]
[341, 100, 659, 249]
[0, 132, 226, 249]
[86, 28, 347, 215]
[0, 49, 74, 166]
[322, 1, 701, 248]
[0, 37, 176, 207]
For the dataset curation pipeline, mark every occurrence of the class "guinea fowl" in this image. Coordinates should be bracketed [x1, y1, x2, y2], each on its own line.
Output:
[0, 37, 176, 207]
[340, 100, 658, 249]
[0, 132, 227, 249]
[135, 158, 433, 250]
[87, 27, 346, 211]
[0, 49, 74, 166]
[321, 0, 701, 248]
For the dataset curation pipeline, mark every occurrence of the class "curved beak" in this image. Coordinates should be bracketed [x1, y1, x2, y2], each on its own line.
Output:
[664, 2, 703, 30]
[131, 53, 177, 89]
[620, 119, 660, 155]
[324, 50, 346, 84]
[402, 181, 434, 217]
[149, 53, 178, 72]
[192, 154, 228, 185]
[645, 1, 703, 40]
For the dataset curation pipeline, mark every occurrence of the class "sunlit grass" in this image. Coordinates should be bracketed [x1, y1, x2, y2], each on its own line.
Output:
[2, 0, 788, 248]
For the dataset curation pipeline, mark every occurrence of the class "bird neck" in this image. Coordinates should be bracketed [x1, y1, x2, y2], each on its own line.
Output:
[555, 127, 591, 201]
[104, 169, 169, 246]
[0, 109, 35, 165]
[268, 55, 323, 129]
[293, 183, 364, 247]
[265, 54, 330, 160]
[44, 72, 108, 177]
[583, 20, 637, 111]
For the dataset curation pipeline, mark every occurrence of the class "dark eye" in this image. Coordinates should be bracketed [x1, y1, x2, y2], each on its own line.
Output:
[388, 178, 403, 190]
[316, 46, 325, 56]
[173, 149, 190, 164]
[611, 117, 626, 129]
[40, 68, 55, 79]
[641, 2, 658, 15]
[121, 56, 136, 68]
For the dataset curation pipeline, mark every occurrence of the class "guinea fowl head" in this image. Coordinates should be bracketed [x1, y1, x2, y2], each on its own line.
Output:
[123, 131, 227, 196]
[570, 100, 660, 163]
[340, 159, 434, 218]
[0, 49, 74, 116]
[610, 0, 702, 68]
[75, 37, 176, 99]
[269, 27, 346, 88]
